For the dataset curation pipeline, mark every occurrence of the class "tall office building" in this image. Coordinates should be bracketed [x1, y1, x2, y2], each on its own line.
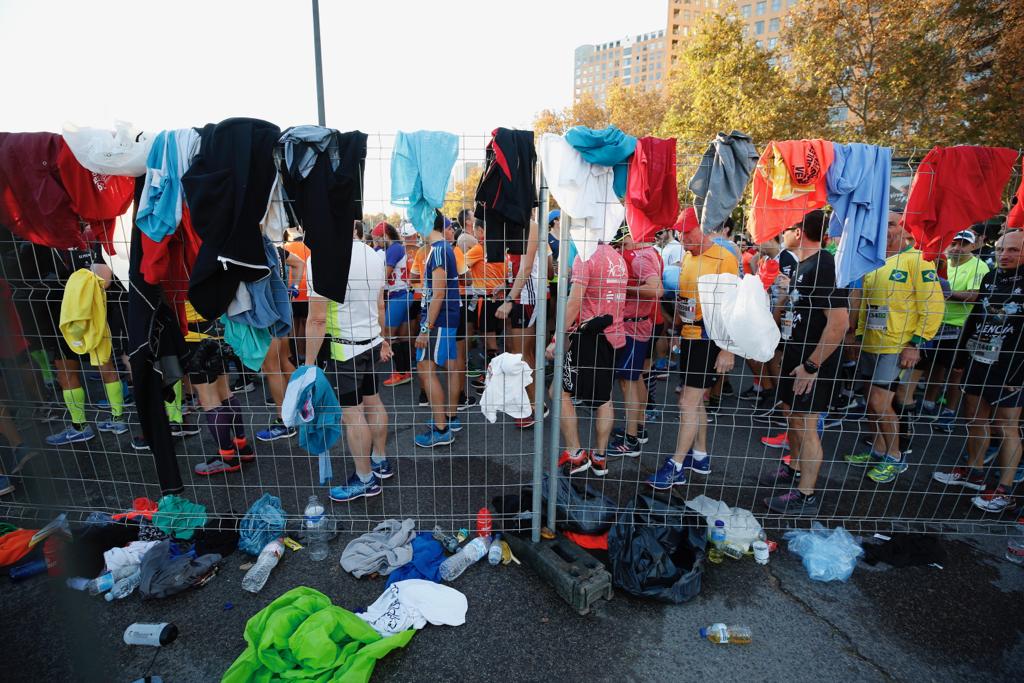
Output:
[573, 30, 666, 105]
[573, 1, 805, 102]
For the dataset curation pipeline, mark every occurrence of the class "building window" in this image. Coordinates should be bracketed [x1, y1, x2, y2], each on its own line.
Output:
[755, 20, 764, 34]
[682, 26, 689, 36]
[755, 39, 763, 48]
[829, 106, 849, 123]
[756, 1, 766, 14]
[772, 0, 781, 9]
[768, 37, 777, 48]
[741, 4, 751, 18]
[769, 18, 780, 32]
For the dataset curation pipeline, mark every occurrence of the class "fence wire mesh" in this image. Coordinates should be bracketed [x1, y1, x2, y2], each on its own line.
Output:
[0, 135, 1020, 540]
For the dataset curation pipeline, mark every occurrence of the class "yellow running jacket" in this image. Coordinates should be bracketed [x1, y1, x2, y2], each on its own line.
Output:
[60, 268, 112, 366]
[856, 248, 944, 354]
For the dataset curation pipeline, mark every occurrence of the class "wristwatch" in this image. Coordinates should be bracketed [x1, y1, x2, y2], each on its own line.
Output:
[419, 324, 430, 335]
[802, 359, 820, 374]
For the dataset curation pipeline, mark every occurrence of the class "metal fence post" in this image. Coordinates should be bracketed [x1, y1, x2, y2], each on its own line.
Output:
[531, 168, 550, 543]
[545, 217, 573, 533]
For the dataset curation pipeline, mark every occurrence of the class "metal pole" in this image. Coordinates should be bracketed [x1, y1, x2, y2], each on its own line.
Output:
[311, 0, 326, 126]
[546, 215, 572, 532]
[531, 167, 551, 544]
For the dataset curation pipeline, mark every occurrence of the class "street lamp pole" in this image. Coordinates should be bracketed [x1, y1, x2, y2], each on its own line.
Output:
[312, 0, 326, 125]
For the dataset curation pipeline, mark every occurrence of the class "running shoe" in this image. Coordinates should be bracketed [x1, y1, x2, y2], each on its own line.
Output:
[972, 486, 1014, 513]
[918, 403, 940, 419]
[470, 375, 487, 392]
[130, 436, 150, 451]
[831, 393, 866, 413]
[589, 451, 608, 477]
[418, 391, 429, 407]
[414, 426, 454, 448]
[739, 386, 765, 402]
[822, 412, 845, 429]
[9, 445, 38, 474]
[867, 455, 908, 483]
[644, 408, 661, 423]
[230, 377, 256, 393]
[681, 451, 711, 475]
[607, 432, 641, 458]
[256, 423, 296, 442]
[558, 449, 591, 475]
[194, 450, 241, 475]
[383, 372, 412, 387]
[612, 426, 649, 444]
[46, 425, 95, 445]
[514, 415, 536, 429]
[933, 409, 956, 433]
[753, 402, 787, 426]
[0, 475, 13, 496]
[759, 464, 799, 487]
[705, 395, 721, 414]
[371, 458, 394, 480]
[844, 451, 881, 467]
[456, 393, 478, 411]
[761, 432, 790, 450]
[97, 420, 129, 435]
[647, 458, 686, 490]
[764, 490, 820, 516]
[931, 467, 985, 491]
[170, 422, 201, 437]
[446, 417, 463, 433]
[329, 472, 382, 502]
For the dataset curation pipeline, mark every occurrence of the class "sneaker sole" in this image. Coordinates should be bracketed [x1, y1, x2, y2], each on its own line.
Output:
[448, 424, 464, 433]
[647, 481, 674, 491]
[972, 498, 1011, 513]
[195, 464, 241, 476]
[47, 433, 95, 445]
[171, 429, 202, 437]
[589, 467, 608, 477]
[415, 437, 455, 448]
[609, 450, 641, 458]
[761, 441, 790, 450]
[384, 378, 413, 387]
[373, 470, 395, 480]
[931, 473, 985, 491]
[256, 432, 295, 442]
[330, 487, 382, 502]
[685, 465, 712, 475]
[232, 383, 257, 393]
[844, 458, 877, 467]
[98, 426, 129, 435]
[456, 404, 476, 412]
[515, 421, 536, 429]
[131, 443, 151, 452]
[566, 461, 591, 475]
[0, 484, 14, 496]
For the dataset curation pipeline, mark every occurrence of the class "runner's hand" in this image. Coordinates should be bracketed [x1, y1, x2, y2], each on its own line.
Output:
[790, 364, 817, 395]
[899, 345, 920, 369]
[496, 302, 512, 320]
[546, 342, 556, 360]
[379, 340, 393, 362]
[714, 350, 735, 374]
[415, 333, 428, 350]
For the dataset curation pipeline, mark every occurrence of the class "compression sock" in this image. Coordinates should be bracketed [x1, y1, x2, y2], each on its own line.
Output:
[103, 380, 125, 420]
[63, 387, 87, 426]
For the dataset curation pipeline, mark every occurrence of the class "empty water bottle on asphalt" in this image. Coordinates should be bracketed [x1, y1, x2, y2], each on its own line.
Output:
[439, 536, 489, 582]
[87, 572, 115, 595]
[432, 526, 460, 553]
[242, 539, 284, 593]
[304, 496, 329, 561]
[488, 534, 504, 565]
[700, 623, 752, 644]
[105, 570, 141, 601]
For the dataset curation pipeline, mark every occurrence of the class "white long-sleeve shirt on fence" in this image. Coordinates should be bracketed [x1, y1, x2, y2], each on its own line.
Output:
[480, 352, 534, 422]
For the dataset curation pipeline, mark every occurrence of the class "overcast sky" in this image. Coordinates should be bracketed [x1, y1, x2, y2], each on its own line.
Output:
[0, 0, 665, 211]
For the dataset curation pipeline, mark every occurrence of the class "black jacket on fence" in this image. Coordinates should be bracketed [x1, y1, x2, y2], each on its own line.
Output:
[183, 118, 281, 320]
[475, 128, 536, 262]
[278, 128, 367, 304]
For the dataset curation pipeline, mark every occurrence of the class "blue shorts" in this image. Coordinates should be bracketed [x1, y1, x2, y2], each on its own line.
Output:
[385, 290, 414, 328]
[417, 327, 458, 368]
[615, 336, 651, 381]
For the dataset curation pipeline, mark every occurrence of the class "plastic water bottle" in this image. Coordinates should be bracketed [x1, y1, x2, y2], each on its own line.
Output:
[304, 495, 329, 562]
[439, 536, 489, 582]
[487, 534, 504, 565]
[432, 526, 460, 553]
[708, 520, 727, 564]
[105, 570, 141, 601]
[700, 623, 752, 644]
[87, 572, 116, 595]
[242, 539, 284, 593]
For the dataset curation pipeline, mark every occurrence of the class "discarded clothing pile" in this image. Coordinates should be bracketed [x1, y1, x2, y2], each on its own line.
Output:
[222, 586, 414, 683]
[341, 519, 417, 578]
[282, 365, 342, 484]
[359, 579, 467, 637]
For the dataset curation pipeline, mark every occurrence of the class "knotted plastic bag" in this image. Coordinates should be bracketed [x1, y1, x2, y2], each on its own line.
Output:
[784, 523, 863, 582]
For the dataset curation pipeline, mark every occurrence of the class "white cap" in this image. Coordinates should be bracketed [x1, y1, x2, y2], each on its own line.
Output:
[953, 229, 976, 244]
[400, 222, 418, 238]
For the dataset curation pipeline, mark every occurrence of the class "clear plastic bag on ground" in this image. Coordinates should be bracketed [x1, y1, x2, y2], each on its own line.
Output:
[238, 494, 286, 556]
[784, 523, 863, 582]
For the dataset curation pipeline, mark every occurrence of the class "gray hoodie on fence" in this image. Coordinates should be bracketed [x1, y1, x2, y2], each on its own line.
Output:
[341, 518, 417, 578]
[688, 131, 759, 234]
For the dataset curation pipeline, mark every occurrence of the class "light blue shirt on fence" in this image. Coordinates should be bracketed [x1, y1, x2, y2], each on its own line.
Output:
[827, 143, 892, 288]
[391, 130, 459, 237]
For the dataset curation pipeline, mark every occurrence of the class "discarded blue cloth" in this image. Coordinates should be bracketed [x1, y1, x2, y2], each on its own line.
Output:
[565, 125, 637, 199]
[226, 237, 292, 336]
[827, 143, 892, 287]
[391, 130, 459, 236]
[385, 535, 445, 587]
[282, 365, 342, 456]
[238, 493, 286, 556]
[137, 129, 197, 242]
[221, 316, 271, 371]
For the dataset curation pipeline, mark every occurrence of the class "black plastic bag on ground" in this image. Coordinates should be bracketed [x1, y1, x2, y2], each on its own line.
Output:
[542, 472, 616, 535]
[607, 494, 707, 603]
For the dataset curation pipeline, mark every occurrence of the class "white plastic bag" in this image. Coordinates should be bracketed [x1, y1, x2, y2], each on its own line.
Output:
[697, 273, 780, 362]
[685, 494, 763, 552]
[62, 121, 154, 177]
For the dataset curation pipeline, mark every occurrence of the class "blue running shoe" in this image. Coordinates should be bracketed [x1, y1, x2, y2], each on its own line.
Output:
[97, 420, 129, 435]
[415, 426, 454, 448]
[645, 408, 661, 423]
[934, 408, 956, 433]
[46, 425, 95, 445]
[608, 431, 641, 457]
[647, 458, 686, 490]
[682, 451, 711, 475]
[256, 423, 296, 442]
[329, 472, 382, 502]
[372, 458, 394, 480]
[425, 417, 462, 433]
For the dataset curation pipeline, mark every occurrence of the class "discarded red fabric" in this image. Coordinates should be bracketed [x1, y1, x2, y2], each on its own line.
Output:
[1007, 175, 1024, 229]
[0, 132, 83, 249]
[55, 144, 134, 256]
[0, 528, 37, 567]
[902, 146, 1018, 261]
[140, 205, 201, 335]
[749, 139, 834, 243]
[112, 497, 159, 522]
[673, 207, 699, 233]
[563, 530, 609, 550]
[0, 278, 28, 359]
[626, 137, 679, 242]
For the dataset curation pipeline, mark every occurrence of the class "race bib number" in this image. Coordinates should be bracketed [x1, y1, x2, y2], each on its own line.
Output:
[866, 305, 889, 331]
[933, 323, 961, 341]
[677, 297, 697, 324]
[966, 334, 1002, 365]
